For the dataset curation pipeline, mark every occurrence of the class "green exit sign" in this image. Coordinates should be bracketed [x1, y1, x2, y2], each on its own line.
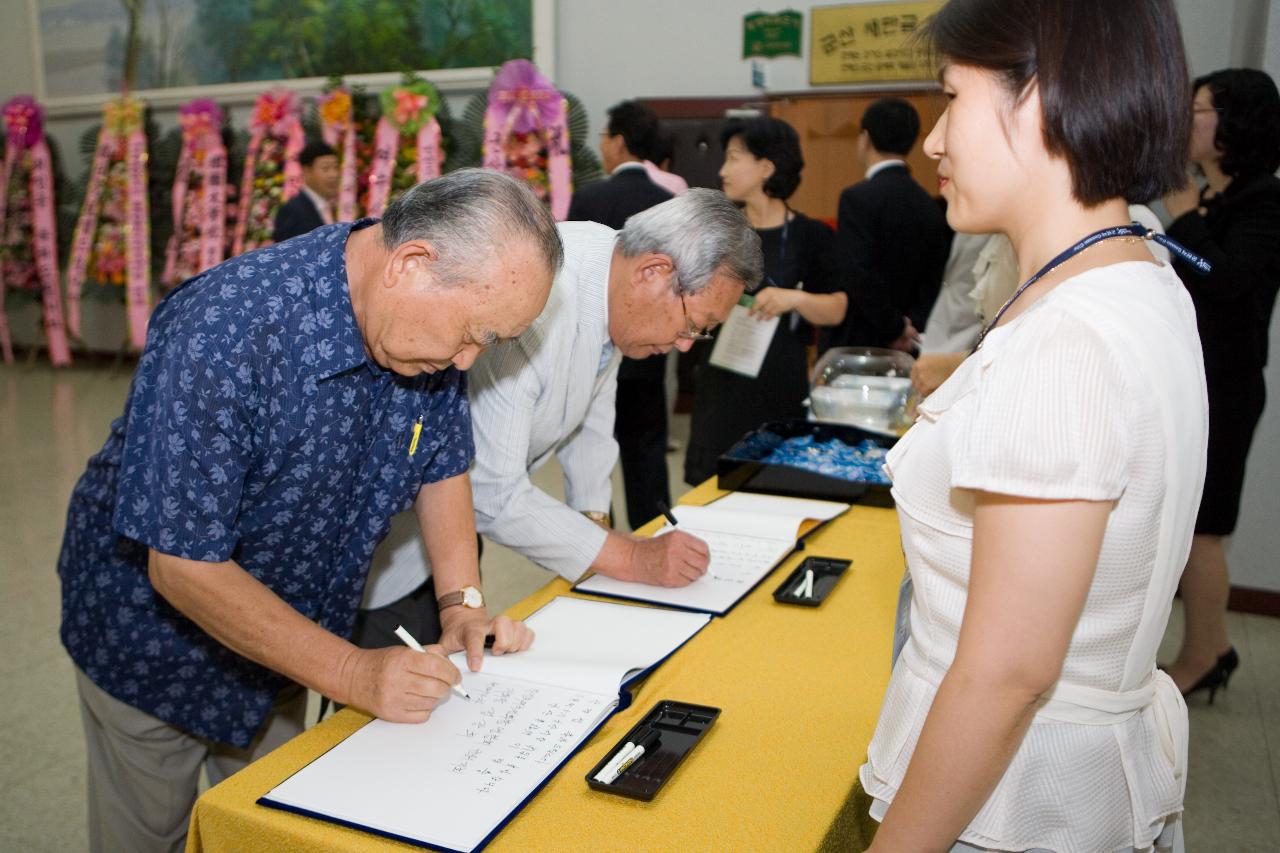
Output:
[744, 10, 803, 59]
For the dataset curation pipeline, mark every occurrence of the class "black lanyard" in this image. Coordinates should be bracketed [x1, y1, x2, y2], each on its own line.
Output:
[972, 222, 1211, 352]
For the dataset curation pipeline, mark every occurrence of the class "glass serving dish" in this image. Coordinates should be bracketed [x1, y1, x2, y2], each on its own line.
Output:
[808, 347, 918, 436]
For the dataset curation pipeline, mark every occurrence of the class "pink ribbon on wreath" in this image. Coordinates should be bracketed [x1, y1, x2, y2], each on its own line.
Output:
[364, 118, 399, 218]
[416, 120, 442, 185]
[232, 89, 303, 255]
[164, 100, 227, 286]
[123, 127, 151, 348]
[335, 122, 357, 221]
[1, 96, 71, 365]
[0, 146, 18, 363]
[482, 60, 573, 220]
[65, 132, 113, 340]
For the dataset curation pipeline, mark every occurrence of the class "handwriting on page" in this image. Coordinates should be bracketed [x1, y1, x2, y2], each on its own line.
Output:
[443, 675, 609, 796]
[699, 530, 791, 585]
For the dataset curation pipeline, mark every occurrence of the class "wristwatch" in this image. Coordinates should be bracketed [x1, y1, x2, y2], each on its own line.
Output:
[437, 585, 484, 611]
[581, 510, 610, 528]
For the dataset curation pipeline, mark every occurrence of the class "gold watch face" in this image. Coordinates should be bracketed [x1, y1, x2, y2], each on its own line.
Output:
[461, 586, 484, 608]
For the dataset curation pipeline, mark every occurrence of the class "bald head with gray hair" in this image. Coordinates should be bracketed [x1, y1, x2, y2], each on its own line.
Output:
[616, 188, 763, 295]
[381, 169, 564, 287]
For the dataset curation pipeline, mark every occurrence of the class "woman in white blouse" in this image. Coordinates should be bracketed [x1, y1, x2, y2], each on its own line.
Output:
[860, 1, 1209, 851]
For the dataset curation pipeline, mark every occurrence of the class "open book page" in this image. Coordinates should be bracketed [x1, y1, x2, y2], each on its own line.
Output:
[263, 675, 613, 853]
[447, 597, 711, 696]
[262, 597, 709, 851]
[708, 298, 779, 378]
[575, 506, 816, 614]
[575, 533, 793, 614]
[708, 492, 849, 522]
[665, 504, 805, 539]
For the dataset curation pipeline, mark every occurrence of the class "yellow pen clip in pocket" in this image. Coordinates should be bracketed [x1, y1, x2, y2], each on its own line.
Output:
[408, 416, 423, 458]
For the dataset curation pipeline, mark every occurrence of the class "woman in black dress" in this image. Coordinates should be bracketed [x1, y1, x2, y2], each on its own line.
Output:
[683, 118, 843, 485]
[1162, 68, 1280, 698]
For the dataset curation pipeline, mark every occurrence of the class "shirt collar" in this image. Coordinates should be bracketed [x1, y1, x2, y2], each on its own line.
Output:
[309, 219, 379, 381]
[301, 184, 334, 222]
[865, 159, 907, 180]
[611, 161, 647, 175]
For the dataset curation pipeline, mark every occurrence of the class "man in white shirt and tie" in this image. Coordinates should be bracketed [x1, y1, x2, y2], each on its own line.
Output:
[272, 141, 340, 242]
[353, 190, 764, 650]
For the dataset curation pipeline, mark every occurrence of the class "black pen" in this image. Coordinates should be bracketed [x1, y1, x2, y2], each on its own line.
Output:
[656, 500, 679, 527]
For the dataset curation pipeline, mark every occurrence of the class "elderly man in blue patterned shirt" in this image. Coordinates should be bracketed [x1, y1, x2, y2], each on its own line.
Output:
[57, 170, 560, 853]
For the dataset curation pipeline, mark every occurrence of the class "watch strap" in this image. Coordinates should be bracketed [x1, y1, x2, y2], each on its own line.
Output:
[437, 590, 465, 610]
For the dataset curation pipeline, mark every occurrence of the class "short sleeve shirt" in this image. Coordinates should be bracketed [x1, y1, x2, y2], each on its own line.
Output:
[58, 221, 474, 748]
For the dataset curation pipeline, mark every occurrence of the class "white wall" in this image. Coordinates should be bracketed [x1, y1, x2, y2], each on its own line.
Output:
[555, 0, 812, 137]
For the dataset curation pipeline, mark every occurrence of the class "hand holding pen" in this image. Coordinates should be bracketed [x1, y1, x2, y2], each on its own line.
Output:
[624, 502, 710, 587]
[339, 633, 463, 724]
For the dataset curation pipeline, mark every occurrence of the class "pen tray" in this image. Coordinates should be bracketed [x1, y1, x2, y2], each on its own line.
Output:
[773, 556, 851, 606]
[585, 700, 720, 801]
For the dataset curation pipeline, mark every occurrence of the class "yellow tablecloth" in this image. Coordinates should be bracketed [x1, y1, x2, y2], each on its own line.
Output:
[187, 481, 903, 852]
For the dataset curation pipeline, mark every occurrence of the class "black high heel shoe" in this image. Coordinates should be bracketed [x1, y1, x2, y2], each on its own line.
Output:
[1179, 647, 1239, 704]
[1181, 663, 1226, 703]
[1217, 646, 1239, 688]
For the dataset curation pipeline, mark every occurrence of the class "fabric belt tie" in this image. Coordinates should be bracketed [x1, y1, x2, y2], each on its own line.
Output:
[900, 640, 1188, 797]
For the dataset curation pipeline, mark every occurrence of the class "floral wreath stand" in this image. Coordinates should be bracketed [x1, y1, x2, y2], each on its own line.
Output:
[0, 96, 72, 365]
[482, 60, 572, 220]
[364, 78, 445, 218]
[66, 95, 152, 351]
[232, 89, 304, 255]
[317, 86, 361, 222]
[163, 99, 228, 288]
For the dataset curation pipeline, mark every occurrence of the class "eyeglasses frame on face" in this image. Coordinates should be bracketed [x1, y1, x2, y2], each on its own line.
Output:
[677, 290, 715, 341]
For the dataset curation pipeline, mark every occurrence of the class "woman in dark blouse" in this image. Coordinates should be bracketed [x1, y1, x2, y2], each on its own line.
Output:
[683, 117, 843, 485]
[1163, 68, 1280, 699]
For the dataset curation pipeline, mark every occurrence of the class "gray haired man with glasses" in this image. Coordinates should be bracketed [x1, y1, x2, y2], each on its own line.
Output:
[359, 189, 762, 633]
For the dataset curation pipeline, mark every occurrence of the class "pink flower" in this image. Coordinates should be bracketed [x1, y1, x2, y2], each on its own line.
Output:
[393, 90, 429, 126]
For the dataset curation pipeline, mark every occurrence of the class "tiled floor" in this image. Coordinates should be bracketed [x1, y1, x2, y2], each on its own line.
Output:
[2, 362, 1278, 851]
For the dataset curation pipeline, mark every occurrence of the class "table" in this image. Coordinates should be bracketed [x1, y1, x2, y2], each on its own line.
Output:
[186, 480, 904, 852]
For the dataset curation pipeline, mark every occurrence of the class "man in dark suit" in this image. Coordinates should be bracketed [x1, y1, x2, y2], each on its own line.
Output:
[567, 100, 674, 530]
[831, 98, 951, 350]
[272, 141, 340, 242]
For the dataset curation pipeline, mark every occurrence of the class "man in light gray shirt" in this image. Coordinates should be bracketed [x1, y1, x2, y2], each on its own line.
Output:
[357, 190, 763, 648]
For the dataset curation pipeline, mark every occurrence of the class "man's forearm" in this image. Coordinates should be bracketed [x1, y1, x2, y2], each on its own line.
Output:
[148, 550, 360, 703]
[416, 473, 482, 597]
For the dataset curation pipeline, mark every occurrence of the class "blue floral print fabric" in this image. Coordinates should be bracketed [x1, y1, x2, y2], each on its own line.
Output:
[58, 220, 473, 747]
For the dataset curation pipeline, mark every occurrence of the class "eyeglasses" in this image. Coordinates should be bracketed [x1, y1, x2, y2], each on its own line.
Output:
[677, 292, 715, 341]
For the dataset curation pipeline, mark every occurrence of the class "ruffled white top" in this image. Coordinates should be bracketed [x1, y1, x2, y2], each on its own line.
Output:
[860, 261, 1208, 851]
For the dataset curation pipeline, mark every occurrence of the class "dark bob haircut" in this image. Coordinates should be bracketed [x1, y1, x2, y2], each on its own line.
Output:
[299, 140, 336, 167]
[606, 100, 662, 161]
[860, 98, 920, 156]
[719, 117, 805, 200]
[922, 0, 1191, 205]
[1195, 68, 1280, 180]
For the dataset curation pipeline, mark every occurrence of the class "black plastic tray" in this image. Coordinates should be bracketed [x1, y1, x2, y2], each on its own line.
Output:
[773, 556, 851, 606]
[584, 700, 720, 801]
[716, 419, 897, 506]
